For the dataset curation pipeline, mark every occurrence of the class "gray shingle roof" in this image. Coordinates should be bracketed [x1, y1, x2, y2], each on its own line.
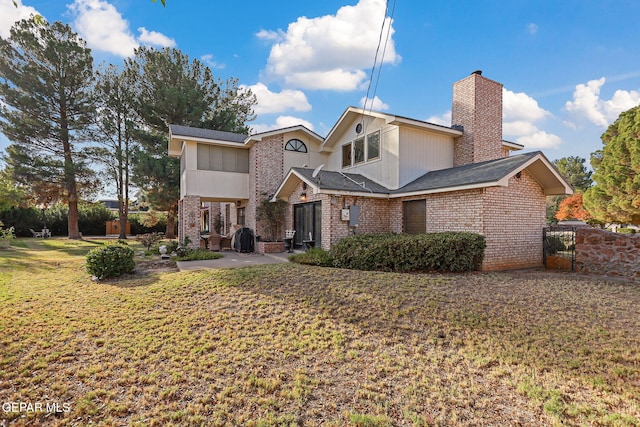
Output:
[394, 151, 542, 194]
[169, 124, 247, 144]
[289, 151, 542, 196]
[291, 168, 390, 194]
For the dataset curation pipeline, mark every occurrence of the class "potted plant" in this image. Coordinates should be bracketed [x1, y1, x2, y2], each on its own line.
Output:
[255, 193, 288, 253]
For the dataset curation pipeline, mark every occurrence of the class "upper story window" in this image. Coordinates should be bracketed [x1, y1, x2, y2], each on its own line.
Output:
[197, 143, 249, 173]
[367, 131, 380, 161]
[342, 142, 352, 168]
[285, 138, 307, 153]
[342, 130, 381, 168]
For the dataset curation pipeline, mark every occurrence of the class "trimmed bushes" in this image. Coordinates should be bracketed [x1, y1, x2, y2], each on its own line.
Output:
[289, 247, 334, 267]
[330, 232, 485, 273]
[86, 243, 135, 280]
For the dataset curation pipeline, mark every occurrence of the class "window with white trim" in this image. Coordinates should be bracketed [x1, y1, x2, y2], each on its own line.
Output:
[285, 138, 307, 153]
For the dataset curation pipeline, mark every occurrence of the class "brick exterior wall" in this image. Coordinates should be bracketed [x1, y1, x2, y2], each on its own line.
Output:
[481, 171, 546, 270]
[249, 134, 285, 239]
[452, 72, 504, 166]
[389, 171, 545, 271]
[575, 228, 640, 281]
[178, 195, 201, 248]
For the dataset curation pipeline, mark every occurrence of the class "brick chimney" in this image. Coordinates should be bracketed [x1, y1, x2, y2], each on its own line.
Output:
[451, 70, 503, 166]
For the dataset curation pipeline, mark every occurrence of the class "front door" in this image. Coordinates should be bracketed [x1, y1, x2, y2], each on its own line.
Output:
[294, 202, 321, 248]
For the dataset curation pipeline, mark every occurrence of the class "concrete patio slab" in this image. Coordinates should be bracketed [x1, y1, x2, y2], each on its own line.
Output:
[176, 252, 290, 271]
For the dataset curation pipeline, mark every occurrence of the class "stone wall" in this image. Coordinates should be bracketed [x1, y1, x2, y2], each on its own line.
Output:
[575, 228, 640, 281]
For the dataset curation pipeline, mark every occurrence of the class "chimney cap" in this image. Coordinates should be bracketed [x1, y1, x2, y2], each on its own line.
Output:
[471, 70, 482, 75]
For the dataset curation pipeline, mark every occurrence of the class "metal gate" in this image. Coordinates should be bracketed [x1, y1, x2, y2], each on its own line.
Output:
[543, 226, 576, 271]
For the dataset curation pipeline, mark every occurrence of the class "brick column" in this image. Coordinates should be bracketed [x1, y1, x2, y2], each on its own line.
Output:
[180, 195, 201, 248]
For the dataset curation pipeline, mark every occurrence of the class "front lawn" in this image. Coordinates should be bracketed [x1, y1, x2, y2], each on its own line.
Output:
[0, 239, 639, 426]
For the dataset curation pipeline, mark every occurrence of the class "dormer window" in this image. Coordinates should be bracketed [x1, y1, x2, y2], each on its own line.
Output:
[285, 138, 307, 153]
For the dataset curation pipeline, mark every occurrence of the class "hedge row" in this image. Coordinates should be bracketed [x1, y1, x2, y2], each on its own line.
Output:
[0, 204, 167, 237]
[329, 232, 486, 273]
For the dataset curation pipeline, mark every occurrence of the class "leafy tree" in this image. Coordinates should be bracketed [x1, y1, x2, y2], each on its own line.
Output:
[0, 19, 96, 239]
[90, 64, 138, 239]
[547, 156, 593, 223]
[584, 105, 640, 223]
[126, 46, 256, 238]
[0, 168, 27, 210]
[555, 193, 591, 222]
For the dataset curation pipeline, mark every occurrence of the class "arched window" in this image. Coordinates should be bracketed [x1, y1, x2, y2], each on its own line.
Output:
[285, 138, 307, 153]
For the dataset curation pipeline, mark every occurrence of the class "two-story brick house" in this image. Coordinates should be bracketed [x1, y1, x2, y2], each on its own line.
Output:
[169, 71, 572, 270]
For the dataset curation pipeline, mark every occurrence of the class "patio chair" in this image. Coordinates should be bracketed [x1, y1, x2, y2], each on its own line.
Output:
[208, 234, 221, 252]
[30, 228, 43, 238]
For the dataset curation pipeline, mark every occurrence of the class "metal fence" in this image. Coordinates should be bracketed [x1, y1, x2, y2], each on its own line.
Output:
[543, 226, 577, 271]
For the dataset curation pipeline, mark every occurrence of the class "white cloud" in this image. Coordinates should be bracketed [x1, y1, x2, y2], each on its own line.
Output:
[262, 0, 400, 91]
[255, 29, 282, 42]
[243, 83, 311, 115]
[527, 23, 538, 35]
[565, 77, 640, 128]
[503, 88, 562, 149]
[68, 0, 138, 57]
[360, 95, 389, 111]
[503, 88, 550, 122]
[251, 116, 315, 134]
[137, 27, 175, 48]
[0, 0, 40, 38]
[67, 0, 175, 57]
[426, 110, 451, 126]
[516, 130, 562, 149]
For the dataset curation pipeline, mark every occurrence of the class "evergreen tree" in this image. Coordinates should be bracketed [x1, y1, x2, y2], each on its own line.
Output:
[126, 47, 256, 238]
[0, 19, 96, 239]
[584, 105, 640, 223]
[90, 64, 138, 239]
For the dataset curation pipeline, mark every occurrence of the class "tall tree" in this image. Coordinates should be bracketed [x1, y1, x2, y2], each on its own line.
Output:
[90, 64, 138, 239]
[553, 156, 593, 192]
[126, 46, 256, 238]
[547, 156, 594, 223]
[584, 105, 640, 223]
[0, 19, 96, 239]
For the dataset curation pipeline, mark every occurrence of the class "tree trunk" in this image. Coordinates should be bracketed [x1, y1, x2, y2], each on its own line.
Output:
[165, 201, 177, 239]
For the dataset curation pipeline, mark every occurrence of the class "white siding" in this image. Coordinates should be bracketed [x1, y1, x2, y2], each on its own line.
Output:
[325, 116, 401, 189]
[182, 170, 249, 201]
[398, 128, 455, 187]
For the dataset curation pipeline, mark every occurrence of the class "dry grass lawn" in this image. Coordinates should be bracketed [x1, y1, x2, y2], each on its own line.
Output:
[0, 238, 639, 426]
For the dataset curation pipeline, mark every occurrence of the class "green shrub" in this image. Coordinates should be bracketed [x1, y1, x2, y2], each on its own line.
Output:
[330, 232, 485, 273]
[289, 247, 334, 266]
[86, 244, 135, 280]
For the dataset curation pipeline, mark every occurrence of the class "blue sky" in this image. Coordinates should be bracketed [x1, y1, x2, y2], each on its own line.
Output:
[2, 0, 640, 168]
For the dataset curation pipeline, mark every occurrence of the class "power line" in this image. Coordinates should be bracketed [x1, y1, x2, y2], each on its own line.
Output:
[360, 0, 397, 133]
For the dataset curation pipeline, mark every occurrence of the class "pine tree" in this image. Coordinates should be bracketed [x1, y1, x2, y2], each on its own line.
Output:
[584, 105, 640, 224]
[126, 47, 256, 238]
[0, 19, 96, 239]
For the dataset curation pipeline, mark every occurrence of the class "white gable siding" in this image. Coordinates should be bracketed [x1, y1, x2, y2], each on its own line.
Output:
[325, 116, 401, 189]
[282, 130, 329, 174]
[398, 128, 455, 188]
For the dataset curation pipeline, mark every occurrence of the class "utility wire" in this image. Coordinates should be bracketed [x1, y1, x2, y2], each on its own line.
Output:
[359, 0, 397, 134]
